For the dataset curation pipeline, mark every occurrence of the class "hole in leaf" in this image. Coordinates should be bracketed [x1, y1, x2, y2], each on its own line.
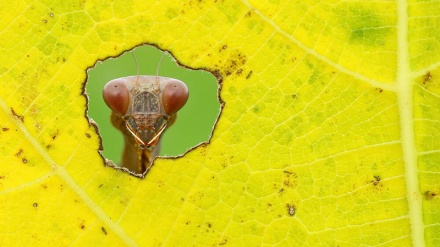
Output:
[86, 45, 221, 176]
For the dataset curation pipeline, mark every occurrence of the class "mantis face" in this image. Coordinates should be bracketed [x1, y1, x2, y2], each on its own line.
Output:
[103, 75, 189, 150]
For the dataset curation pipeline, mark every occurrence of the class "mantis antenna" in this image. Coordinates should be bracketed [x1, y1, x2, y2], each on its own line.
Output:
[156, 52, 165, 84]
[131, 52, 140, 85]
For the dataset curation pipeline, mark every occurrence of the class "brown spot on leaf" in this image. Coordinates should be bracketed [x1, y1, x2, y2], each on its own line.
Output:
[22, 158, 28, 164]
[425, 191, 437, 200]
[286, 204, 295, 216]
[101, 227, 107, 235]
[221, 52, 246, 76]
[219, 239, 228, 245]
[372, 175, 381, 186]
[11, 108, 24, 122]
[2, 127, 9, 131]
[375, 88, 383, 93]
[246, 70, 253, 79]
[85, 133, 91, 138]
[283, 170, 297, 188]
[423, 71, 432, 84]
[15, 149, 23, 157]
[52, 129, 59, 140]
[33, 203, 38, 207]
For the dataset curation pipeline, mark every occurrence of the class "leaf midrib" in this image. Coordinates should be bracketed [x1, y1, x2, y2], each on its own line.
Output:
[397, 1, 425, 246]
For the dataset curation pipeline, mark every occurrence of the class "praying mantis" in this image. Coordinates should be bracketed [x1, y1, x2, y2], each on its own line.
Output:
[102, 53, 189, 174]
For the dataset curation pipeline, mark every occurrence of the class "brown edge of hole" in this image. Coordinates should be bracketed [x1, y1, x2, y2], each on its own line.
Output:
[82, 43, 225, 179]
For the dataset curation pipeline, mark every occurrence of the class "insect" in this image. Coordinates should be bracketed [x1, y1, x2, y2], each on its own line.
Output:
[102, 52, 189, 174]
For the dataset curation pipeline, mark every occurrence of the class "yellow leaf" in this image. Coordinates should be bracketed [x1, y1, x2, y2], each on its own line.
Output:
[0, 0, 439, 246]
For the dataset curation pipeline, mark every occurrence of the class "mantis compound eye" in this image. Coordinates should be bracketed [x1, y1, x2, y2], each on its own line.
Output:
[162, 79, 189, 115]
[102, 79, 130, 116]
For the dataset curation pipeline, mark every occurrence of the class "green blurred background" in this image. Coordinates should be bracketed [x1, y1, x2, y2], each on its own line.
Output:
[86, 46, 220, 164]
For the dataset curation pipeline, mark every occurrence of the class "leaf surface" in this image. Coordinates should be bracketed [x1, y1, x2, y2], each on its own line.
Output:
[0, 0, 439, 246]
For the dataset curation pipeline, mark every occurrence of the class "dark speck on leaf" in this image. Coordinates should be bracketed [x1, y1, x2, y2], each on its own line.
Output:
[219, 239, 228, 245]
[286, 204, 295, 216]
[22, 158, 27, 164]
[11, 108, 24, 122]
[33, 203, 38, 207]
[52, 130, 59, 140]
[101, 227, 107, 235]
[425, 191, 437, 200]
[2, 127, 9, 131]
[246, 70, 253, 79]
[373, 175, 381, 186]
[85, 133, 91, 138]
[423, 71, 432, 84]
